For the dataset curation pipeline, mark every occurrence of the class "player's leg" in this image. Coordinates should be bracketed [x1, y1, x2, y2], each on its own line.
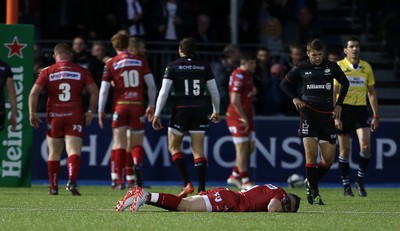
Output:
[65, 135, 83, 195]
[234, 141, 252, 189]
[125, 129, 135, 187]
[303, 137, 321, 204]
[130, 131, 145, 187]
[168, 128, 193, 197]
[189, 131, 207, 193]
[338, 133, 354, 196]
[46, 137, 64, 195]
[112, 126, 128, 188]
[355, 127, 371, 196]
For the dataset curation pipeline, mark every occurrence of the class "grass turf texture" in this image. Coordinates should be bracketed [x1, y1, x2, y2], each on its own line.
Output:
[1, 185, 399, 231]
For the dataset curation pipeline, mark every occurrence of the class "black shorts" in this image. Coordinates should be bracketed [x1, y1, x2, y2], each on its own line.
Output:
[299, 107, 337, 144]
[169, 106, 209, 133]
[338, 105, 370, 135]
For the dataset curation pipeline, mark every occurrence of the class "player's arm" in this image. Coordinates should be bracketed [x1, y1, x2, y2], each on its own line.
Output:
[5, 77, 17, 130]
[367, 85, 379, 131]
[333, 69, 349, 120]
[28, 84, 43, 128]
[85, 82, 99, 126]
[152, 79, 172, 130]
[333, 85, 343, 130]
[98, 81, 111, 129]
[206, 79, 220, 123]
[280, 68, 305, 111]
[268, 198, 283, 212]
[144, 73, 157, 121]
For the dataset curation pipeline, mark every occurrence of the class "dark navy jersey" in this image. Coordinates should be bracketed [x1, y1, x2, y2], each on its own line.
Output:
[282, 59, 349, 112]
[163, 56, 214, 107]
[0, 59, 13, 112]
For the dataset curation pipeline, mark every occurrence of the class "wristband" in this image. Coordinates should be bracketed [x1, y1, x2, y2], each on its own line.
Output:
[373, 115, 379, 120]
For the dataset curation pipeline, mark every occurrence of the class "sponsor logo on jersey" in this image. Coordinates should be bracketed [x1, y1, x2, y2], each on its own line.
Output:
[178, 65, 205, 70]
[347, 76, 365, 87]
[324, 68, 332, 75]
[306, 83, 331, 90]
[113, 59, 142, 70]
[49, 71, 81, 81]
[305, 71, 312, 75]
[235, 73, 244, 79]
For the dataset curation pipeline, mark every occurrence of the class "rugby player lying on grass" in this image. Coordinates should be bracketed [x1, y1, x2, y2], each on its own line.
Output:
[115, 184, 300, 213]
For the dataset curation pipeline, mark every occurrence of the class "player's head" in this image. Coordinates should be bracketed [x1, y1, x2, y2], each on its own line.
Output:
[240, 52, 257, 73]
[343, 37, 360, 60]
[111, 32, 130, 51]
[286, 193, 301, 212]
[179, 37, 197, 56]
[306, 38, 324, 65]
[53, 43, 73, 61]
[128, 37, 146, 56]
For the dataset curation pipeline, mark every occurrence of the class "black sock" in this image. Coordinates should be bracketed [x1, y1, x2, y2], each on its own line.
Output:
[357, 152, 370, 183]
[173, 157, 190, 186]
[306, 165, 319, 193]
[133, 165, 142, 187]
[317, 162, 330, 181]
[195, 160, 207, 192]
[339, 156, 350, 186]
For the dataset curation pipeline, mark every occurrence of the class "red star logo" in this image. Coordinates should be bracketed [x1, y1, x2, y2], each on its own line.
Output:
[4, 36, 27, 58]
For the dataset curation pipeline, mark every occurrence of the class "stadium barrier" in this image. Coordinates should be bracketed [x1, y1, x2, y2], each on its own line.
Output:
[32, 116, 400, 184]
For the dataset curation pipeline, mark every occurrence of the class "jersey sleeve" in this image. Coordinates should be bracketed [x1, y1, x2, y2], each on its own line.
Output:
[35, 68, 48, 87]
[205, 63, 215, 81]
[84, 69, 95, 86]
[365, 62, 375, 86]
[101, 60, 113, 82]
[143, 58, 152, 75]
[229, 71, 245, 94]
[162, 65, 174, 80]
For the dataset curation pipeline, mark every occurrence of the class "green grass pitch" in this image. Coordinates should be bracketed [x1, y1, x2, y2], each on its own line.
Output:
[1, 185, 399, 231]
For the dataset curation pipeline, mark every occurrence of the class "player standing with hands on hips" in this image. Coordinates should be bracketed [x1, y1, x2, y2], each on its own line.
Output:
[280, 38, 349, 205]
[334, 37, 379, 197]
[152, 37, 220, 197]
[29, 43, 99, 195]
[0, 58, 17, 132]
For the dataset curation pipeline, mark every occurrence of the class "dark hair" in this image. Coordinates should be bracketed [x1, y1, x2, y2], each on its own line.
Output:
[306, 38, 323, 51]
[240, 52, 256, 63]
[288, 193, 301, 212]
[343, 37, 360, 48]
[179, 37, 197, 56]
[223, 44, 240, 58]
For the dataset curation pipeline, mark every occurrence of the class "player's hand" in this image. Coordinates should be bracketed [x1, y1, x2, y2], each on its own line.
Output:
[293, 98, 305, 111]
[9, 113, 17, 131]
[85, 111, 94, 126]
[29, 112, 41, 128]
[145, 106, 155, 122]
[239, 117, 249, 131]
[334, 118, 342, 130]
[371, 117, 379, 132]
[152, 116, 163, 130]
[332, 105, 342, 120]
[98, 112, 106, 129]
[210, 113, 220, 123]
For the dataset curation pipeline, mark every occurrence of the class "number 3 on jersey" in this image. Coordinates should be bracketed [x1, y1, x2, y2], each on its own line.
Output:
[184, 79, 200, 96]
[121, 70, 139, 88]
[59, 83, 71, 101]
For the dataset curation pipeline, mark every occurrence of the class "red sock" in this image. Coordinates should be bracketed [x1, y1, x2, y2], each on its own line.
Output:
[125, 150, 134, 184]
[114, 148, 126, 185]
[132, 145, 144, 165]
[150, 193, 182, 211]
[232, 166, 239, 177]
[48, 160, 60, 189]
[67, 154, 80, 183]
